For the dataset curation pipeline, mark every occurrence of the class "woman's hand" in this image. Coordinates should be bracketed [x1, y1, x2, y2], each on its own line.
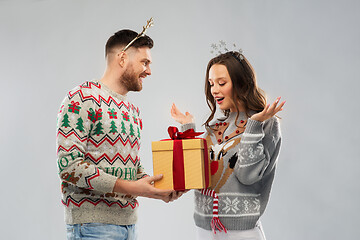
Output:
[251, 97, 285, 122]
[171, 103, 194, 125]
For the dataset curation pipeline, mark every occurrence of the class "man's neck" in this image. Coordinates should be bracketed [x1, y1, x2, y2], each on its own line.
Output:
[100, 70, 128, 96]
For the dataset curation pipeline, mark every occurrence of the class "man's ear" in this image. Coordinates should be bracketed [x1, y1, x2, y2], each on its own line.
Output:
[117, 51, 127, 68]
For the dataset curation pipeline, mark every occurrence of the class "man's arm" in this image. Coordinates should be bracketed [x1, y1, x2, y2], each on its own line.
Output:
[57, 92, 176, 202]
[113, 174, 175, 203]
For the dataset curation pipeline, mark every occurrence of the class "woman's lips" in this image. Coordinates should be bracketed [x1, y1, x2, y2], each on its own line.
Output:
[216, 97, 224, 104]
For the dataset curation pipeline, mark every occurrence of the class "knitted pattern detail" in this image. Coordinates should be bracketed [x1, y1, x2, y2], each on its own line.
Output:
[56, 81, 147, 225]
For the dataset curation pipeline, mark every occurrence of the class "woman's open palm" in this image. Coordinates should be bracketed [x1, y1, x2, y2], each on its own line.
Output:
[251, 97, 285, 122]
[170, 103, 194, 125]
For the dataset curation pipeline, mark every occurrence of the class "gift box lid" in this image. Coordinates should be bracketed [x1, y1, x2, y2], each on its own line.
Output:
[152, 139, 205, 152]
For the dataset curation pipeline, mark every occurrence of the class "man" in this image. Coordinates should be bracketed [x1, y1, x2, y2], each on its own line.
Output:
[56, 28, 176, 239]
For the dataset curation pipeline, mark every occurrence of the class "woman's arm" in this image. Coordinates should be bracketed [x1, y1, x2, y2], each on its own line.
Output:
[234, 117, 282, 185]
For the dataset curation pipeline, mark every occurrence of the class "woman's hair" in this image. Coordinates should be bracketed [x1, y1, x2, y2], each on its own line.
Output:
[204, 51, 267, 128]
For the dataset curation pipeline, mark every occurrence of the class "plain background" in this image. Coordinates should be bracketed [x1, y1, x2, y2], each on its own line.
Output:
[0, 0, 359, 239]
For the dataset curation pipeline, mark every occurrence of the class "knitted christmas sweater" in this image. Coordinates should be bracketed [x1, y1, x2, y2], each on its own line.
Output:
[56, 80, 147, 225]
[181, 112, 282, 231]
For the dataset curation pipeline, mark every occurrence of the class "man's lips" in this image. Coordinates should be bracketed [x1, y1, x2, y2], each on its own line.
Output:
[139, 75, 146, 83]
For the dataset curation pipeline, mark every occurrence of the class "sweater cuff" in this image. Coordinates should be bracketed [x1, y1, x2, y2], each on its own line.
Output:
[244, 118, 264, 135]
[91, 172, 118, 193]
[180, 122, 196, 132]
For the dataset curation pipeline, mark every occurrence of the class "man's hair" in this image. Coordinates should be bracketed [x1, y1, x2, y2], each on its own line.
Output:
[105, 29, 154, 57]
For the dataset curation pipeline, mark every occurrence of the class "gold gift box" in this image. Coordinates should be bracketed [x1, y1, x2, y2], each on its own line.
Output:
[152, 139, 211, 190]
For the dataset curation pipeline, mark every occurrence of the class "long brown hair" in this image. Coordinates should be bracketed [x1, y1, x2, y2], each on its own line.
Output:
[204, 51, 266, 128]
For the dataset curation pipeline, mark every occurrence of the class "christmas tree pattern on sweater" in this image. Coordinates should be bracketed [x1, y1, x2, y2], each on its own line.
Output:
[57, 81, 147, 211]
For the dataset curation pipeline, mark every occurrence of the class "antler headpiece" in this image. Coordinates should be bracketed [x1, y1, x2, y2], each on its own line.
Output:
[122, 17, 154, 52]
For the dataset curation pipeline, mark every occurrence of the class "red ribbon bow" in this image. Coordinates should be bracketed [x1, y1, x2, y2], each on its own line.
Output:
[167, 126, 203, 140]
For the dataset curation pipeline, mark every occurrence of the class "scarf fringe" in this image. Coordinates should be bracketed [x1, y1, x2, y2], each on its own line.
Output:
[211, 216, 227, 234]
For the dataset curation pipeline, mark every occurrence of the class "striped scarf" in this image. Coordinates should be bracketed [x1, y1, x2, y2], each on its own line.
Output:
[201, 189, 227, 234]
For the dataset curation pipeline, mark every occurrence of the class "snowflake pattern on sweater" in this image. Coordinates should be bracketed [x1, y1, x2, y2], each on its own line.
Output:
[182, 112, 282, 231]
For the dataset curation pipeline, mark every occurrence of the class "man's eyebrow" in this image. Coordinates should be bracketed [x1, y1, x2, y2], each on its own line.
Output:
[141, 58, 152, 63]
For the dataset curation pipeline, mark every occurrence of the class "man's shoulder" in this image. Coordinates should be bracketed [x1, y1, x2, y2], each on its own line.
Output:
[64, 80, 109, 105]
[67, 80, 102, 98]
[58, 81, 103, 110]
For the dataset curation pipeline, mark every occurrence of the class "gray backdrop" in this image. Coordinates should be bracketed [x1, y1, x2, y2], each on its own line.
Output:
[1, 0, 359, 239]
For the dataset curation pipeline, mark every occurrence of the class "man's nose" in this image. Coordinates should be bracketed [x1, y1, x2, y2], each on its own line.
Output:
[145, 66, 151, 76]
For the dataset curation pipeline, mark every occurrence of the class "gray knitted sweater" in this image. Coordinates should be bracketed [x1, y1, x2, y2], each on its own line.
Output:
[181, 111, 282, 231]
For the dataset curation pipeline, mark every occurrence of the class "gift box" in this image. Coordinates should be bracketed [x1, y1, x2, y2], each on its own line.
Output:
[151, 127, 210, 190]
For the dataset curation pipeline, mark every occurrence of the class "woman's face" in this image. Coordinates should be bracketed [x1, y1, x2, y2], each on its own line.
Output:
[208, 64, 236, 112]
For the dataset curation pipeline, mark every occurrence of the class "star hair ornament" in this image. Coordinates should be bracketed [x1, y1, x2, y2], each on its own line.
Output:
[210, 40, 244, 61]
[122, 17, 154, 52]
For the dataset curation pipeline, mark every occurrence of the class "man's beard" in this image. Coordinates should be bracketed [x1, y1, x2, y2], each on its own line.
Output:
[120, 65, 143, 92]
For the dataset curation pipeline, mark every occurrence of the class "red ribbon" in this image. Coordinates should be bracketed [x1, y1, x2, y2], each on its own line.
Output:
[165, 127, 209, 190]
[167, 126, 203, 140]
[203, 140, 209, 189]
[173, 140, 185, 190]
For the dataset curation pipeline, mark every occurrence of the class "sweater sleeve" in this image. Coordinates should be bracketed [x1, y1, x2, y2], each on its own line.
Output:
[136, 163, 149, 180]
[180, 122, 196, 132]
[56, 94, 118, 193]
[234, 117, 282, 185]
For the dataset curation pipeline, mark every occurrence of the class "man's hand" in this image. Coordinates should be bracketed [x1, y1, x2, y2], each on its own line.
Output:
[168, 190, 189, 202]
[113, 174, 175, 203]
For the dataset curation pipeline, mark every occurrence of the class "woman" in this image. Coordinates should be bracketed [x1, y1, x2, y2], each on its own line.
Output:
[171, 51, 285, 240]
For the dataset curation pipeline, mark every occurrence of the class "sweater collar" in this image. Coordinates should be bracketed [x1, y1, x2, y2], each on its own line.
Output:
[96, 80, 127, 101]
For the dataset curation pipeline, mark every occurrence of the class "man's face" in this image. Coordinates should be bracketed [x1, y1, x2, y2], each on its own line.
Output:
[120, 47, 152, 92]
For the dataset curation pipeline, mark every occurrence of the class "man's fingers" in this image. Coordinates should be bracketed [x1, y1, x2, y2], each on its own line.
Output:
[169, 191, 181, 201]
[159, 190, 175, 203]
[146, 174, 163, 183]
[151, 185, 174, 196]
[176, 191, 183, 199]
[158, 189, 174, 195]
